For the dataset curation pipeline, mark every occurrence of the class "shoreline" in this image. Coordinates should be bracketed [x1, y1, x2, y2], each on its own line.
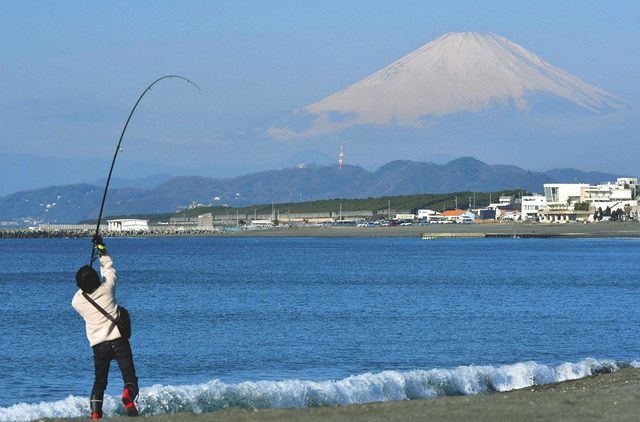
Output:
[58, 368, 640, 421]
[3, 222, 640, 239]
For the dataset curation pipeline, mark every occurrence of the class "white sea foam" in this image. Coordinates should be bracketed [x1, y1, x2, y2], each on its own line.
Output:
[0, 358, 632, 421]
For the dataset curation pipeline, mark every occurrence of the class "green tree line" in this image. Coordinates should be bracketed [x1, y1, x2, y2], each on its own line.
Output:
[85, 189, 526, 223]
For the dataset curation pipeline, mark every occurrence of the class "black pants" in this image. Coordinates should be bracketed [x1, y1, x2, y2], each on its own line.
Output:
[91, 337, 139, 400]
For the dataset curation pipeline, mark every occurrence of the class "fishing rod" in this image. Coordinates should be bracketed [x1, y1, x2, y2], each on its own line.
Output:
[89, 75, 201, 266]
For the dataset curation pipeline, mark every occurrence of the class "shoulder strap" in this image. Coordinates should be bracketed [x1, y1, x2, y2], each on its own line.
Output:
[82, 292, 117, 323]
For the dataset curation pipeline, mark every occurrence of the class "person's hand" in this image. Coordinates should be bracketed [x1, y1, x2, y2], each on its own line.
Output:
[92, 234, 107, 255]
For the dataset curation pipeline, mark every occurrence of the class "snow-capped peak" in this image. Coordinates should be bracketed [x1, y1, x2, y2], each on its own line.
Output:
[305, 32, 624, 127]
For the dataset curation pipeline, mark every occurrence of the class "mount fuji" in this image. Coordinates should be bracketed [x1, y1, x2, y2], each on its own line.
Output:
[273, 32, 627, 137]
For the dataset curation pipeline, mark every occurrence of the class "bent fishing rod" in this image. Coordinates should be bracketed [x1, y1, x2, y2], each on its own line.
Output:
[89, 75, 201, 266]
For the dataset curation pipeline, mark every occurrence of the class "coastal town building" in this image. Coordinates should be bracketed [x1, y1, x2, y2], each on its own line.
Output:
[543, 183, 588, 207]
[537, 208, 592, 223]
[537, 178, 639, 222]
[521, 194, 546, 221]
[476, 208, 496, 220]
[581, 178, 637, 211]
[417, 209, 438, 219]
[394, 213, 416, 221]
[495, 204, 521, 221]
[107, 219, 149, 232]
[487, 195, 517, 210]
[441, 210, 476, 223]
[441, 209, 465, 220]
[197, 213, 214, 230]
[480, 195, 522, 221]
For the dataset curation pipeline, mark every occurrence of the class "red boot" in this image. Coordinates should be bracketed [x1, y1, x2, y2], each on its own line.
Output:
[121, 387, 139, 417]
[90, 395, 102, 419]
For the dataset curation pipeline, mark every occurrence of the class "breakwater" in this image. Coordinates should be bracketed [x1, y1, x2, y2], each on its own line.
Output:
[0, 229, 210, 239]
[1, 222, 639, 239]
[421, 232, 560, 239]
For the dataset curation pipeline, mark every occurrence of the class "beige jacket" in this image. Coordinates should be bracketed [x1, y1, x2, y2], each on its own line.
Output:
[72, 254, 122, 346]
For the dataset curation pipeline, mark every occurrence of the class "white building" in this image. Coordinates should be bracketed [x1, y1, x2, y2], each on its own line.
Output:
[417, 209, 437, 219]
[394, 213, 416, 221]
[197, 213, 214, 230]
[521, 194, 546, 221]
[495, 206, 521, 221]
[583, 180, 635, 203]
[486, 195, 518, 211]
[538, 178, 639, 222]
[498, 196, 514, 205]
[617, 177, 638, 193]
[543, 183, 589, 207]
[458, 211, 477, 223]
[579, 178, 637, 219]
[539, 183, 593, 223]
[107, 219, 149, 232]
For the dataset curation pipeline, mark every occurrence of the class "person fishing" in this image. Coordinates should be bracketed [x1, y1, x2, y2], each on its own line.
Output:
[72, 234, 139, 419]
[69, 75, 197, 419]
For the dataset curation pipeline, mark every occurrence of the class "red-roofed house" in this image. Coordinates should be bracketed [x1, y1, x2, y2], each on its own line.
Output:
[441, 210, 476, 223]
[441, 210, 466, 218]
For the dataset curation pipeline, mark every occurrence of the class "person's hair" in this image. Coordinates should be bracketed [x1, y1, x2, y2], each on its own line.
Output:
[76, 265, 101, 293]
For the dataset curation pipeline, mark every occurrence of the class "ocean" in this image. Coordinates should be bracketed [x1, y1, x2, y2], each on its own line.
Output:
[1, 236, 639, 420]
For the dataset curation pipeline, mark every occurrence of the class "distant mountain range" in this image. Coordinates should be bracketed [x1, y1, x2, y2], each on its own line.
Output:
[0, 157, 623, 223]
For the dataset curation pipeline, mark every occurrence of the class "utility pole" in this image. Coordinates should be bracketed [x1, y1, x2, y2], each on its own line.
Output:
[236, 210, 239, 227]
[387, 199, 391, 220]
[339, 203, 342, 221]
[455, 196, 458, 210]
[468, 196, 471, 210]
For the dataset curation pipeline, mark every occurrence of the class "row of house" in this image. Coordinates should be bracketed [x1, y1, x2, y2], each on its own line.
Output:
[340, 178, 640, 224]
[522, 178, 639, 222]
[427, 178, 640, 223]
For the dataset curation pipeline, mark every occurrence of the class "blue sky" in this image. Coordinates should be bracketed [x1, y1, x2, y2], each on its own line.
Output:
[1, 1, 639, 193]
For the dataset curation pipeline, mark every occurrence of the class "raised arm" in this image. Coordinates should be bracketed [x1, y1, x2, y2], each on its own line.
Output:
[93, 234, 117, 290]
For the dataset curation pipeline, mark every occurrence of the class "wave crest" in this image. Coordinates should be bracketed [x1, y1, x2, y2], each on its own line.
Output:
[1, 358, 636, 421]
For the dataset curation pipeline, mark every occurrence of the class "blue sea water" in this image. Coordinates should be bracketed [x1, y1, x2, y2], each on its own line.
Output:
[0, 236, 639, 419]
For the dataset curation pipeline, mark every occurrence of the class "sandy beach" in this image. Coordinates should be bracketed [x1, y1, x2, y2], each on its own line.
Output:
[227, 222, 640, 238]
[56, 368, 640, 421]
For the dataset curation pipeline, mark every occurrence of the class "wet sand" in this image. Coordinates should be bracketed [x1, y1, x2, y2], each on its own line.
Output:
[228, 222, 640, 238]
[63, 368, 640, 421]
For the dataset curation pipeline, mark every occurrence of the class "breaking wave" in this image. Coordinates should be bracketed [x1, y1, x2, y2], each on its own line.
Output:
[2, 358, 638, 421]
